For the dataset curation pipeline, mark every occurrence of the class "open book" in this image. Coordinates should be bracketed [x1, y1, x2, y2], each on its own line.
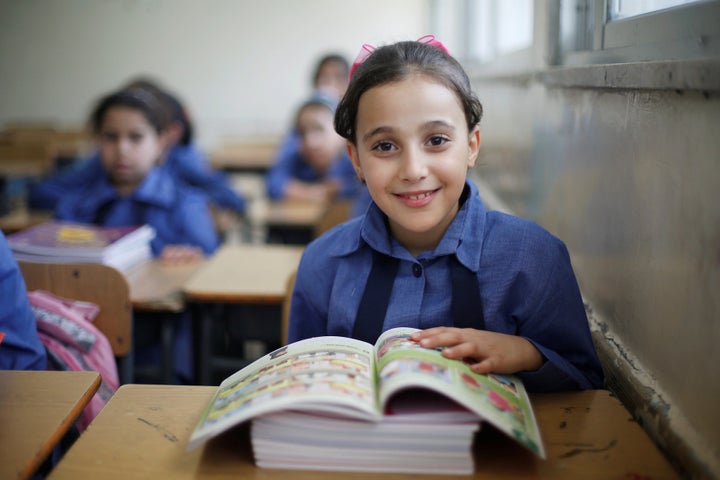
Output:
[188, 327, 545, 472]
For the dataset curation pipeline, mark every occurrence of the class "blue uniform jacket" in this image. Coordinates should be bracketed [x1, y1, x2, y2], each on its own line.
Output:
[29, 144, 246, 214]
[0, 232, 47, 370]
[54, 167, 219, 256]
[289, 181, 604, 392]
[265, 132, 359, 200]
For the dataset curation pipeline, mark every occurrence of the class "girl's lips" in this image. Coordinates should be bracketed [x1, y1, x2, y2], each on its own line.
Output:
[394, 189, 438, 208]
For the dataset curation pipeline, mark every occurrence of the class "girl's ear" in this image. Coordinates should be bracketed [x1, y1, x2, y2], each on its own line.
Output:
[155, 131, 174, 165]
[467, 126, 481, 169]
[346, 141, 365, 182]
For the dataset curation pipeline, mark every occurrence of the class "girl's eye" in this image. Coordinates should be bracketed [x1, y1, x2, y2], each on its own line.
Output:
[101, 132, 118, 142]
[428, 135, 449, 147]
[129, 133, 145, 143]
[373, 141, 395, 152]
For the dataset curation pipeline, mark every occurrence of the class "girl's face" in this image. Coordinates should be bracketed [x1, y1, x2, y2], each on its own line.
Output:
[316, 60, 348, 98]
[347, 74, 480, 255]
[98, 106, 166, 194]
[297, 104, 345, 173]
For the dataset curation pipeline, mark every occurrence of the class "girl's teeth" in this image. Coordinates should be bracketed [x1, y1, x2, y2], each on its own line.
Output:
[407, 192, 431, 200]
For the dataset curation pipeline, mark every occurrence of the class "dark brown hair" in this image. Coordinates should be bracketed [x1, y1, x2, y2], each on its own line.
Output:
[89, 87, 172, 135]
[334, 41, 483, 143]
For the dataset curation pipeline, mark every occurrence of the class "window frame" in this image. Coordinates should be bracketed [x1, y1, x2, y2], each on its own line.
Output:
[455, 0, 720, 91]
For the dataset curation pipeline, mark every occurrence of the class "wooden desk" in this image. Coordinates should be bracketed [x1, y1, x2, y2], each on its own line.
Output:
[0, 207, 53, 234]
[0, 370, 101, 480]
[124, 259, 206, 384]
[47, 385, 679, 479]
[209, 141, 277, 173]
[183, 244, 304, 384]
[183, 244, 303, 304]
[0, 159, 49, 177]
[250, 199, 328, 244]
[126, 259, 205, 313]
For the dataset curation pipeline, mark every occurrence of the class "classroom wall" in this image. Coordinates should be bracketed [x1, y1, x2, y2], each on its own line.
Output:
[0, 0, 432, 148]
[473, 78, 720, 477]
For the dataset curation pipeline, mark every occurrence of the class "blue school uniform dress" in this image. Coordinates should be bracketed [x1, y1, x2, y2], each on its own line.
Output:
[289, 181, 604, 392]
[54, 166, 218, 383]
[27, 155, 104, 210]
[54, 166, 219, 256]
[265, 133, 359, 200]
[0, 232, 47, 370]
[29, 144, 246, 214]
[163, 143, 246, 214]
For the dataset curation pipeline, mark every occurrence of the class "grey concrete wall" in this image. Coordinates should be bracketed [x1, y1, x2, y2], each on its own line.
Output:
[472, 78, 720, 477]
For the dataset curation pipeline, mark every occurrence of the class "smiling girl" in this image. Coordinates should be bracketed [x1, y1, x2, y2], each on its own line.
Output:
[288, 37, 603, 392]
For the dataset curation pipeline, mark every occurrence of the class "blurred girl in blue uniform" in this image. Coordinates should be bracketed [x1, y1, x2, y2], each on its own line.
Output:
[29, 79, 246, 218]
[288, 37, 603, 392]
[53, 86, 219, 382]
[265, 91, 359, 203]
[54, 86, 219, 262]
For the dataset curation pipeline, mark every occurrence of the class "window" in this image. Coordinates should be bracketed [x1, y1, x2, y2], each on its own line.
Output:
[468, 0, 534, 63]
[431, 0, 535, 72]
[608, 0, 700, 20]
[561, 0, 720, 65]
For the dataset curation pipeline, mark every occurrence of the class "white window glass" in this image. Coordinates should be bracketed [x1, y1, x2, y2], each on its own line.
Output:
[468, 0, 534, 63]
[608, 0, 703, 20]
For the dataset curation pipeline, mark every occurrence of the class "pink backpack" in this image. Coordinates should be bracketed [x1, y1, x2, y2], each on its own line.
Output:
[28, 290, 119, 431]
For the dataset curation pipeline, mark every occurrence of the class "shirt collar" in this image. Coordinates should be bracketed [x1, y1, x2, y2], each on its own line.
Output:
[133, 167, 176, 208]
[75, 167, 175, 216]
[335, 180, 487, 271]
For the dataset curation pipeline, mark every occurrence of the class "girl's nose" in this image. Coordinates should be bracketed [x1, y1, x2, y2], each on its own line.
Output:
[117, 138, 132, 156]
[399, 147, 428, 182]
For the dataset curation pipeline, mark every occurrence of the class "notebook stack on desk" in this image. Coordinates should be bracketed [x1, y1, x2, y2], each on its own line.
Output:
[251, 400, 481, 475]
[8, 220, 155, 272]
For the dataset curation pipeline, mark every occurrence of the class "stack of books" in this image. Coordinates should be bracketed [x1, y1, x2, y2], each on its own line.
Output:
[187, 327, 545, 475]
[7, 220, 155, 272]
[251, 400, 482, 474]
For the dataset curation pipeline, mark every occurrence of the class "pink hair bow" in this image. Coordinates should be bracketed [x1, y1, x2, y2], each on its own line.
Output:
[348, 35, 450, 79]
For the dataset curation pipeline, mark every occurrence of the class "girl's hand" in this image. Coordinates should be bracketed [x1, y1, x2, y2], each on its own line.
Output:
[410, 327, 544, 375]
[160, 245, 204, 265]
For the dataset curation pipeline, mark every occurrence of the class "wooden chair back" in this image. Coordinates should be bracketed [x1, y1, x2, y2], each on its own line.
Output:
[18, 261, 132, 357]
[281, 270, 297, 346]
[0, 141, 56, 176]
[314, 199, 352, 238]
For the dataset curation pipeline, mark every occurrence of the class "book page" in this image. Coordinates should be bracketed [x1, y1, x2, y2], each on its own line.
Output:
[188, 335, 379, 451]
[374, 327, 545, 458]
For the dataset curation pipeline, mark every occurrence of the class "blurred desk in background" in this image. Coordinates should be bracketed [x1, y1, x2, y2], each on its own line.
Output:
[209, 140, 278, 174]
[126, 259, 205, 313]
[125, 259, 207, 384]
[0, 207, 53, 234]
[249, 199, 327, 245]
[183, 244, 303, 384]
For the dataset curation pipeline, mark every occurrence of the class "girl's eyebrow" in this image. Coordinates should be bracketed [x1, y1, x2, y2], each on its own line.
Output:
[362, 126, 394, 143]
[362, 120, 456, 142]
[423, 120, 456, 132]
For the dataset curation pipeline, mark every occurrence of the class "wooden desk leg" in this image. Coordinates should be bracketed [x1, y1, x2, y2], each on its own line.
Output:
[117, 349, 134, 385]
[161, 313, 175, 385]
[192, 303, 219, 386]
